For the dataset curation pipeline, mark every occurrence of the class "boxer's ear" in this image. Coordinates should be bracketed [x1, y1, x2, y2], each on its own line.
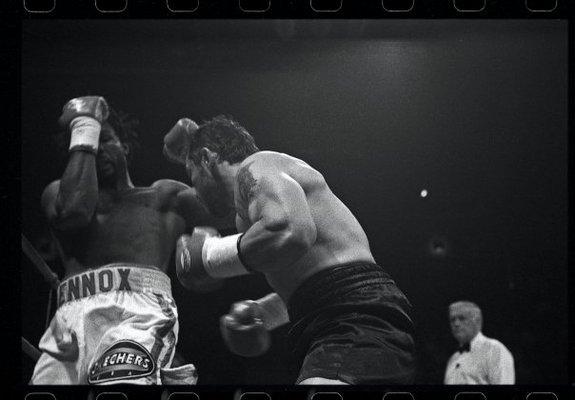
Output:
[200, 147, 219, 167]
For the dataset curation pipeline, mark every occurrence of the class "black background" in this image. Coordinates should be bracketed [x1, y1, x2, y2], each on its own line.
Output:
[20, 19, 567, 384]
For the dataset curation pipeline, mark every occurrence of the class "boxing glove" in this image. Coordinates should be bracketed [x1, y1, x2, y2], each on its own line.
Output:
[163, 118, 199, 165]
[220, 300, 271, 358]
[175, 227, 223, 291]
[176, 227, 251, 290]
[58, 96, 110, 153]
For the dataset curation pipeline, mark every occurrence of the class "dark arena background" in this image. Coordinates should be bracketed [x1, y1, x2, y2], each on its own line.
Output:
[20, 20, 567, 384]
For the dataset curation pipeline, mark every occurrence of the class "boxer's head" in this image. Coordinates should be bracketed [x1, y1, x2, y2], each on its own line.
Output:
[185, 115, 259, 216]
[56, 107, 139, 183]
[448, 301, 482, 345]
[95, 121, 129, 181]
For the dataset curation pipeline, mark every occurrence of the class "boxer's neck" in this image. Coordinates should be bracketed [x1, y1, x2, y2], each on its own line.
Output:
[98, 167, 134, 193]
[219, 162, 242, 202]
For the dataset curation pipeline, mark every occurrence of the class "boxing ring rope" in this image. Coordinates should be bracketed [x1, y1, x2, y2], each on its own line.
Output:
[22, 337, 41, 362]
[21, 234, 62, 362]
[22, 234, 60, 290]
[20, 233, 188, 368]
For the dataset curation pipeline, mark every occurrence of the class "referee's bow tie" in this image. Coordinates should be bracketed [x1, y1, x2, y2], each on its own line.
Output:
[458, 343, 470, 353]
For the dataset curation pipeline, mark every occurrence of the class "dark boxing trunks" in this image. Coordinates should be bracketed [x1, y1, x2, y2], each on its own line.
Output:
[287, 263, 416, 384]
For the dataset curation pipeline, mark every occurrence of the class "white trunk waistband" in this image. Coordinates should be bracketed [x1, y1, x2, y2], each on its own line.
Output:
[57, 264, 172, 307]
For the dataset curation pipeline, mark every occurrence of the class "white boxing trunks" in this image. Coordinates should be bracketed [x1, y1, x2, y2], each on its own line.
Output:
[30, 264, 197, 385]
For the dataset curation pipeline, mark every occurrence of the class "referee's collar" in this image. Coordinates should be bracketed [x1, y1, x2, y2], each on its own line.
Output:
[469, 331, 485, 351]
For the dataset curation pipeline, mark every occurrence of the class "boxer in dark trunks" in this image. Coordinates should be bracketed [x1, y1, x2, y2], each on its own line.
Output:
[31, 96, 221, 384]
[164, 115, 416, 384]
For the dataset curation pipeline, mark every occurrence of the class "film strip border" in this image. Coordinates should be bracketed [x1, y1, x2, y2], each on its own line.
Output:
[13, 0, 571, 18]
[6, 0, 575, 399]
[20, 386, 573, 400]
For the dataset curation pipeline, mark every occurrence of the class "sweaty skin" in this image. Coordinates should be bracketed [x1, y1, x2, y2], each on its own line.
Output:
[234, 151, 375, 301]
[42, 125, 213, 278]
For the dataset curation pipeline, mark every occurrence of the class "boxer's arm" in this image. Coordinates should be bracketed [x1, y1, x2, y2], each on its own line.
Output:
[236, 162, 317, 272]
[219, 292, 288, 357]
[41, 180, 60, 223]
[254, 292, 290, 330]
[49, 151, 99, 231]
[47, 96, 108, 231]
[167, 183, 235, 231]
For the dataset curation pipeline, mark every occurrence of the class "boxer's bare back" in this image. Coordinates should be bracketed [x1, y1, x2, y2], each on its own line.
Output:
[234, 151, 375, 300]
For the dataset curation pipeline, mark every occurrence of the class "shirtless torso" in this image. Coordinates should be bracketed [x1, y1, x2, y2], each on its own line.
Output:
[234, 151, 375, 301]
[42, 179, 205, 277]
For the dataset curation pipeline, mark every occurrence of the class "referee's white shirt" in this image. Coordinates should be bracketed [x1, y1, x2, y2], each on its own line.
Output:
[444, 332, 515, 384]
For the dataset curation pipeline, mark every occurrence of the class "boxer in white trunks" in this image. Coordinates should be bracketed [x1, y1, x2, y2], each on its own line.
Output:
[31, 96, 224, 385]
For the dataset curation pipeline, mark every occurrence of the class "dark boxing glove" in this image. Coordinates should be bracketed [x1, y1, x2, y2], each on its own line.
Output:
[163, 118, 199, 165]
[175, 227, 223, 291]
[220, 300, 271, 358]
[176, 227, 252, 291]
[58, 96, 110, 154]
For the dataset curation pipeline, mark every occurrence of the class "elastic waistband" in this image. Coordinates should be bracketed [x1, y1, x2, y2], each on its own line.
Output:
[57, 264, 172, 307]
[287, 262, 395, 321]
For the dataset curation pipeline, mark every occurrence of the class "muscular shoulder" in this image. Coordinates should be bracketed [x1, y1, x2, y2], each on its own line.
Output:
[151, 179, 198, 209]
[238, 152, 325, 195]
[241, 151, 323, 180]
[234, 152, 325, 210]
[235, 152, 288, 202]
[42, 179, 60, 197]
[151, 179, 191, 194]
[152, 179, 208, 221]
[243, 151, 303, 169]
[41, 180, 61, 222]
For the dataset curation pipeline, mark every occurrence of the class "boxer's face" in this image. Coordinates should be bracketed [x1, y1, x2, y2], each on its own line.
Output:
[187, 156, 233, 217]
[97, 123, 129, 178]
[449, 307, 479, 344]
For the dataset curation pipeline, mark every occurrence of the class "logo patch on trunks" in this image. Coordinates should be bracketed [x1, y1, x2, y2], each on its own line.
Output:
[88, 340, 155, 383]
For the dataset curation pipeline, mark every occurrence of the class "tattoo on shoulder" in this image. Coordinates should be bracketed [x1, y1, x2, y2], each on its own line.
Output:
[237, 162, 258, 204]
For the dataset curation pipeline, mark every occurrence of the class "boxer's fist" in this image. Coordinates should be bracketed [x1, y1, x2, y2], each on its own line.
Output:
[176, 227, 222, 291]
[220, 300, 271, 357]
[58, 96, 109, 129]
[163, 118, 199, 165]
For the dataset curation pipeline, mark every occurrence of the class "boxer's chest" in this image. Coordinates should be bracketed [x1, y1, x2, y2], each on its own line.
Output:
[93, 188, 172, 230]
[81, 189, 182, 262]
[57, 188, 184, 269]
[96, 188, 164, 213]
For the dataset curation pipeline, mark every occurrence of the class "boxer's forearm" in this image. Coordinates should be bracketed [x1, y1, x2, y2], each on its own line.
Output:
[55, 151, 99, 229]
[238, 217, 316, 272]
[255, 293, 290, 330]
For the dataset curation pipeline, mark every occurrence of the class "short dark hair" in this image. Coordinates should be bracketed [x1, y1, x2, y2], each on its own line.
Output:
[55, 106, 139, 161]
[106, 107, 139, 153]
[188, 115, 259, 164]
